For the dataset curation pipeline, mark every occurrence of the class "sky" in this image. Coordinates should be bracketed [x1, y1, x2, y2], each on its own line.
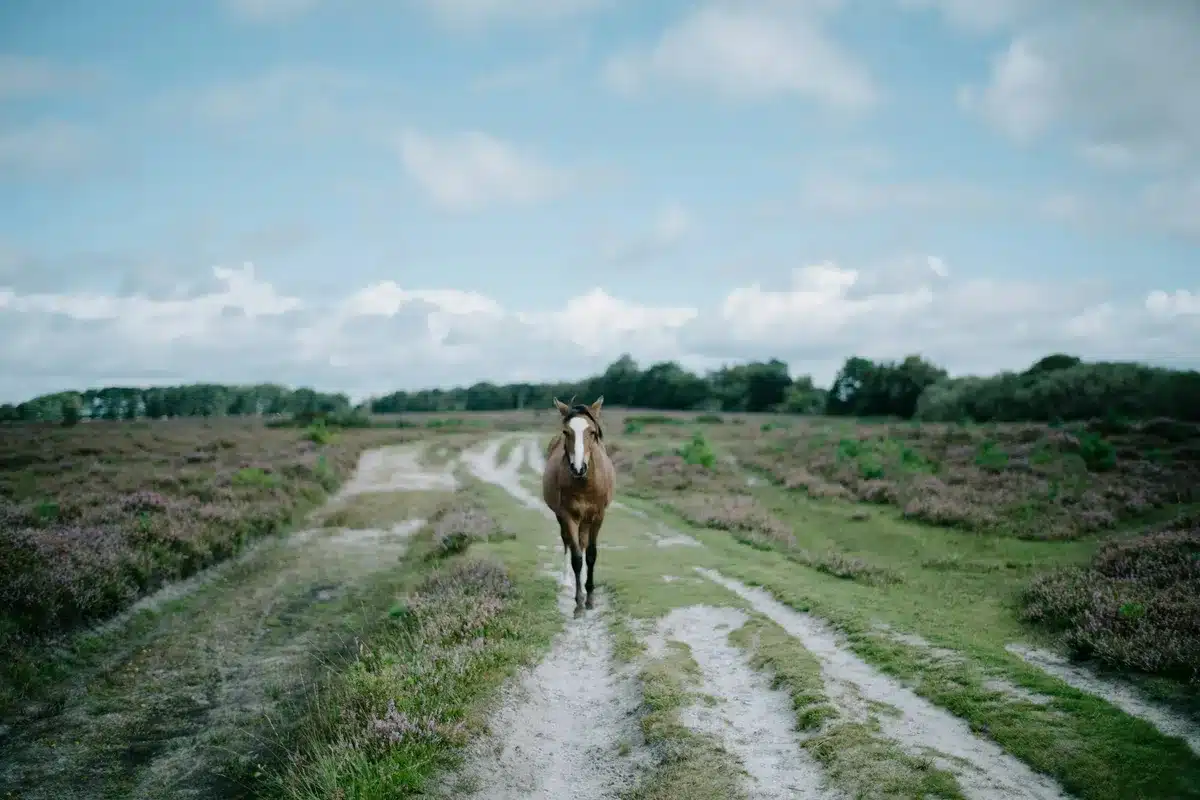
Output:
[1, 0, 1198, 403]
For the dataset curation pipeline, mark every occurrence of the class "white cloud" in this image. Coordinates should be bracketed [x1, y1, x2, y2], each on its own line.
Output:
[1146, 289, 1200, 319]
[602, 203, 694, 264]
[602, 2, 876, 111]
[681, 257, 1198, 380]
[2, 258, 1197, 403]
[220, 0, 323, 24]
[185, 66, 361, 131]
[415, 0, 607, 29]
[0, 55, 103, 100]
[0, 120, 97, 176]
[397, 129, 574, 211]
[798, 175, 996, 215]
[956, 3, 1200, 168]
[897, 0, 1044, 34]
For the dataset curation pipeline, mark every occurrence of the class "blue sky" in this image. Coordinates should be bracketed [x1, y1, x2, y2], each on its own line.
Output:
[1, 0, 1198, 402]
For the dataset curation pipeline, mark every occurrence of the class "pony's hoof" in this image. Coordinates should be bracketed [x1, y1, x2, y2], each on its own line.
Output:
[573, 604, 585, 618]
[585, 595, 595, 610]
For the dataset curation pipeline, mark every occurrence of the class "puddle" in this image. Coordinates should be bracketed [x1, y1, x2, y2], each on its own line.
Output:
[701, 570, 1068, 800]
[662, 575, 680, 583]
[645, 606, 840, 799]
[442, 592, 649, 798]
[338, 445, 458, 495]
[1007, 644, 1200, 756]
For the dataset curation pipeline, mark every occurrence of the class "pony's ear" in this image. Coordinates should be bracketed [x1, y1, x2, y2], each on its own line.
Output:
[589, 395, 604, 416]
[553, 397, 571, 417]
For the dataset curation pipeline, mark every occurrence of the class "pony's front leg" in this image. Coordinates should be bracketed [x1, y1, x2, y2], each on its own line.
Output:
[560, 515, 585, 616]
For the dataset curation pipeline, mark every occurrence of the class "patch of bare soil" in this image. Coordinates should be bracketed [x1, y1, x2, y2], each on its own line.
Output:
[447, 435, 653, 799]
[701, 569, 1069, 800]
[437, 591, 648, 799]
[645, 605, 842, 799]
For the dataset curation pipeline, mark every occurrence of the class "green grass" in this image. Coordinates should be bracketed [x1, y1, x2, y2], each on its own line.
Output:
[620, 628, 745, 800]
[7, 418, 1199, 800]
[645, 491, 1200, 800]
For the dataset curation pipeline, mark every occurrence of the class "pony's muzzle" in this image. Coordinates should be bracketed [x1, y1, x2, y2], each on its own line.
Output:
[569, 462, 588, 479]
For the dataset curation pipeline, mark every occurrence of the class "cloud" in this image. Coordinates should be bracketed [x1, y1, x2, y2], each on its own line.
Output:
[0, 55, 104, 100]
[956, 3, 1200, 169]
[415, 0, 608, 29]
[896, 0, 1044, 34]
[219, 0, 323, 24]
[797, 175, 996, 215]
[680, 256, 1199, 379]
[397, 129, 575, 211]
[602, 2, 876, 111]
[0, 120, 98, 177]
[3, 256, 1197, 403]
[602, 203, 694, 264]
[183, 65, 363, 132]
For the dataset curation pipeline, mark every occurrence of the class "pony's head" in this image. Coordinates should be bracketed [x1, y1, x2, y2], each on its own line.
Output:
[553, 395, 604, 479]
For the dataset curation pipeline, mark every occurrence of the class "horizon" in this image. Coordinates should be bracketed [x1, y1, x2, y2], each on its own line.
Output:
[5, 350, 1188, 411]
[2, 1, 1199, 404]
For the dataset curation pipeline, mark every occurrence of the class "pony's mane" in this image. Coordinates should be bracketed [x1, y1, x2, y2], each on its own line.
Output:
[566, 403, 604, 440]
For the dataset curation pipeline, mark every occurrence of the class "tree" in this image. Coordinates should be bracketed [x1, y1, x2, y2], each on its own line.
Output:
[61, 396, 82, 427]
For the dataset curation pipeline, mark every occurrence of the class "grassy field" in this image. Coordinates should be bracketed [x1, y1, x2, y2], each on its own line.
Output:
[0, 410, 1197, 799]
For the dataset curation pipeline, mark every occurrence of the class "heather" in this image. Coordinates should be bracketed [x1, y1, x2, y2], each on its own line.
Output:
[729, 418, 1200, 540]
[271, 557, 558, 798]
[0, 418, 413, 651]
[426, 498, 515, 557]
[1020, 518, 1200, 682]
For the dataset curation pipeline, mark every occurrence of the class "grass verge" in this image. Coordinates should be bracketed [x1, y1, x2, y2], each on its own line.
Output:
[618, 623, 745, 800]
[254, 519, 562, 798]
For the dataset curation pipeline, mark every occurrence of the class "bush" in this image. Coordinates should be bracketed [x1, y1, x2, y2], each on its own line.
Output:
[916, 360, 1200, 424]
[679, 431, 716, 469]
[1019, 522, 1200, 681]
[1078, 432, 1117, 472]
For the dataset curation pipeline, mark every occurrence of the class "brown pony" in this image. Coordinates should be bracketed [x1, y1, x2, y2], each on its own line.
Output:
[541, 396, 615, 616]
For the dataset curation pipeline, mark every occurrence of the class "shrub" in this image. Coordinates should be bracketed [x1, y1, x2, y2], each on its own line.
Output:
[427, 502, 512, 558]
[1020, 523, 1200, 681]
[305, 420, 334, 445]
[1077, 432, 1117, 472]
[679, 431, 716, 469]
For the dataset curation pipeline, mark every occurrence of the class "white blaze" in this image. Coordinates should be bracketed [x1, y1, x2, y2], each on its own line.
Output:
[568, 416, 590, 472]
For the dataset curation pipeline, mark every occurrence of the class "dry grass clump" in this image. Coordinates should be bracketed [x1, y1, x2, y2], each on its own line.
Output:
[738, 419, 1200, 539]
[668, 492, 796, 548]
[786, 549, 901, 586]
[1020, 519, 1200, 681]
[426, 499, 513, 557]
[0, 418, 412, 647]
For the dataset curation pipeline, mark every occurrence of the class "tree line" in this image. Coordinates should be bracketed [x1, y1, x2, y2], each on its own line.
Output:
[0, 384, 351, 425]
[5, 352, 1198, 425]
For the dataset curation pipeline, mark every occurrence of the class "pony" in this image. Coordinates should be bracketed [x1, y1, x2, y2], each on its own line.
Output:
[541, 396, 615, 616]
